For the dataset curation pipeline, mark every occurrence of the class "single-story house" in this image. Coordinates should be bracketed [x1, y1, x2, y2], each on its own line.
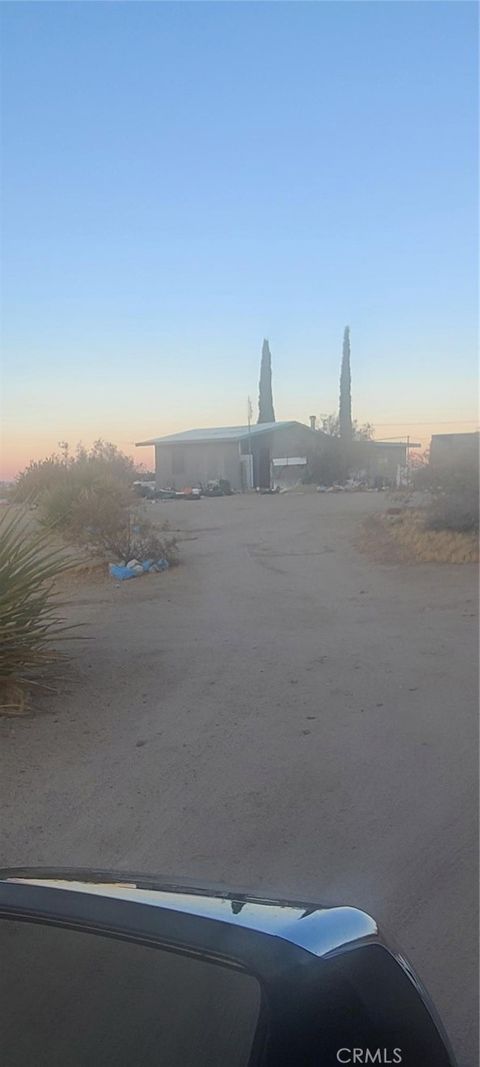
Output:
[136, 421, 319, 491]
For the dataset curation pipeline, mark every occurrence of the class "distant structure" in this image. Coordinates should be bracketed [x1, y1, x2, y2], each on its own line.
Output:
[339, 326, 352, 440]
[258, 339, 276, 424]
[430, 431, 479, 471]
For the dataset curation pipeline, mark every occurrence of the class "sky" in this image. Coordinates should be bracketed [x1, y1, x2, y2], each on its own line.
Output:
[1, 1, 478, 478]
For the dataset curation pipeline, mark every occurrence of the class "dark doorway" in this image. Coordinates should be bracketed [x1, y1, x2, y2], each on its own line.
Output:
[256, 445, 271, 489]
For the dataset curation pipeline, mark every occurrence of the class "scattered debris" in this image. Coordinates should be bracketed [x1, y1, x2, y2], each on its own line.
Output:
[149, 481, 233, 501]
[126, 559, 144, 576]
[109, 558, 170, 581]
[133, 480, 156, 498]
[203, 480, 232, 497]
[317, 479, 373, 493]
[152, 489, 177, 501]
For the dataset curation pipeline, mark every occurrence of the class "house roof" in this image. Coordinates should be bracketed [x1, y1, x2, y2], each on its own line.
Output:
[136, 421, 312, 447]
[370, 440, 409, 449]
[431, 432, 479, 443]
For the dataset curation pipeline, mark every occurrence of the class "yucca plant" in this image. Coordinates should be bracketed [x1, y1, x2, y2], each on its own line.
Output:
[0, 508, 77, 713]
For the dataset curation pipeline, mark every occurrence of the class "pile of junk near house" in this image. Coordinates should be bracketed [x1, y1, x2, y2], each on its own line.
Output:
[133, 479, 233, 500]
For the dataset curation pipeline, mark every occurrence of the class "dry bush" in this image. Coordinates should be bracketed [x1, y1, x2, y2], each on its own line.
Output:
[14, 440, 136, 504]
[15, 440, 178, 569]
[382, 510, 478, 564]
[425, 489, 479, 535]
[47, 483, 177, 565]
[79, 505, 177, 565]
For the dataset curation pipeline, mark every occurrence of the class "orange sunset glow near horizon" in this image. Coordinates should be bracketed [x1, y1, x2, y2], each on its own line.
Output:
[2, 411, 478, 483]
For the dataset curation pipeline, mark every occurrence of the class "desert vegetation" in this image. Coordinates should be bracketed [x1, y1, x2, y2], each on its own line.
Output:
[1, 442, 177, 711]
[0, 509, 76, 711]
[14, 440, 177, 566]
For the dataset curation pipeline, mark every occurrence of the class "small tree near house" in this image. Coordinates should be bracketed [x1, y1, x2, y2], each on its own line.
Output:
[319, 413, 374, 442]
[307, 414, 374, 486]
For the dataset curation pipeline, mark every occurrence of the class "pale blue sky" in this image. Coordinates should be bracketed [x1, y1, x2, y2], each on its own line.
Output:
[1, 1, 478, 474]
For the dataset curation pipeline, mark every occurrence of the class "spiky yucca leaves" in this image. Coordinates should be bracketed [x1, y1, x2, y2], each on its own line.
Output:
[0, 509, 76, 712]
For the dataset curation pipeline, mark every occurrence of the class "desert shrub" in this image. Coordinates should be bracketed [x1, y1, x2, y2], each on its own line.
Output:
[14, 455, 69, 503]
[14, 441, 177, 567]
[421, 458, 479, 534]
[425, 488, 479, 534]
[15, 440, 136, 504]
[72, 495, 177, 564]
[43, 482, 177, 565]
[40, 481, 93, 531]
[412, 465, 434, 491]
[0, 509, 75, 710]
[41, 476, 133, 534]
[110, 516, 178, 566]
[414, 455, 479, 493]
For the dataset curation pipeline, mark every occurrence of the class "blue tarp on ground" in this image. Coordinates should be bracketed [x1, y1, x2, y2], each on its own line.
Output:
[109, 559, 169, 580]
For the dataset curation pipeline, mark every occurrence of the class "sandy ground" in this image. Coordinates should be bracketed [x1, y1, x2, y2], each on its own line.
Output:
[1, 491, 478, 1064]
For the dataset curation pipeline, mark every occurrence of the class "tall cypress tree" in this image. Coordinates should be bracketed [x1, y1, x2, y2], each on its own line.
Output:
[257, 339, 276, 424]
[339, 326, 352, 439]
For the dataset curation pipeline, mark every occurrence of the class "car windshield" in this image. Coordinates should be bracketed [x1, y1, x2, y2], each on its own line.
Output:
[0, 3, 478, 1066]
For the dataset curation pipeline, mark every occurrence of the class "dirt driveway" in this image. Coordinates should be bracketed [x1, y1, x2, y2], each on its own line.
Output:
[1, 491, 477, 1064]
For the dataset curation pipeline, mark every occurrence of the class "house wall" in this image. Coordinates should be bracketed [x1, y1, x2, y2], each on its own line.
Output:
[430, 433, 479, 470]
[349, 441, 407, 485]
[271, 424, 318, 457]
[154, 423, 318, 491]
[243, 424, 317, 487]
[155, 441, 242, 490]
[368, 444, 406, 484]
[239, 425, 317, 459]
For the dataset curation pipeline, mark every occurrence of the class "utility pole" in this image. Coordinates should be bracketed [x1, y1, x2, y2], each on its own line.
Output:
[247, 396, 253, 489]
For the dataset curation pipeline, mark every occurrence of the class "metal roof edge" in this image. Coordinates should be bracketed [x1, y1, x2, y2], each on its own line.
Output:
[135, 420, 318, 447]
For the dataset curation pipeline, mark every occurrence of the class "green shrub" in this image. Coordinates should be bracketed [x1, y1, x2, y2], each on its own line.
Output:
[0, 509, 76, 711]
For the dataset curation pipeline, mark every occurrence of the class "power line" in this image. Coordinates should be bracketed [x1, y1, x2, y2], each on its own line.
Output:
[372, 420, 479, 427]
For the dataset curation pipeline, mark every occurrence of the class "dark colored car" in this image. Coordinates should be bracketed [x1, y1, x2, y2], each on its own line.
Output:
[0, 869, 456, 1066]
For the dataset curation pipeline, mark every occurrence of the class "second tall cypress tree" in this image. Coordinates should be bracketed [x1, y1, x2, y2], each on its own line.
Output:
[339, 326, 352, 440]
[257, 339, 276, 424]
